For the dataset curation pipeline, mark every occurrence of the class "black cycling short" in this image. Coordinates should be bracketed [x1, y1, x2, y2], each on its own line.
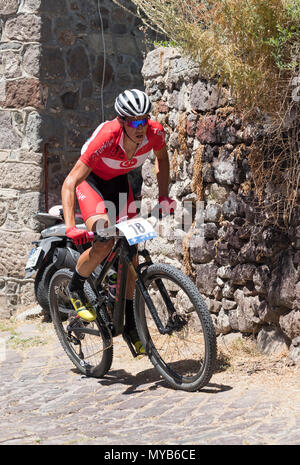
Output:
[75, 172, 138, 223]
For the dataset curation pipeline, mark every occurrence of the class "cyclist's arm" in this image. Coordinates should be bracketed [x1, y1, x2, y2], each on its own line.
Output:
[154, 145, 170, 197]
[61, 160, 92, 228]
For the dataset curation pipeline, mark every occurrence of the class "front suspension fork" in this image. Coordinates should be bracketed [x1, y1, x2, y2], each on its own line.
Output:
[135, 273, 176, 336]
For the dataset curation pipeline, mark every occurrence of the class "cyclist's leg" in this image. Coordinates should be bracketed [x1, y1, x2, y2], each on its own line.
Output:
[123, 252, 146, 354]
[74, 175, 144, 352]
[67, 181, 114, 320]
[117, 181, 145, 353]
[75, 179, 115, 277]
[75, 174, 137, 279]
[76, 214, 114, 277]
[118, 181, 139, 299]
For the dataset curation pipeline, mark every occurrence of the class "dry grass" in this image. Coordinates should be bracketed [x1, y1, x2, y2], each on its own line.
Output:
[122, 0, 300, 112]
[215, 334, 295, 382]
[192, 145, 204, 201]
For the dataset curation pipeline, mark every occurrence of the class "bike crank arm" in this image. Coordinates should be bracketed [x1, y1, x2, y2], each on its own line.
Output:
[122, 331, 140, 358]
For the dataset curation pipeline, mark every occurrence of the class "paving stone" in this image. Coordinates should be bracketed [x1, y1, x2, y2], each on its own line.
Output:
[0, 318, 299, 445]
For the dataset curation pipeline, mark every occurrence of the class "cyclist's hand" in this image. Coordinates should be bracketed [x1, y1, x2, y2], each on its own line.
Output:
[158, 196, 177, 216]
[66, 227, 93, 245]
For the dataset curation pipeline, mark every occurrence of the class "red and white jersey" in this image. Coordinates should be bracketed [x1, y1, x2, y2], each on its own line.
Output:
[79, 118, 166, 180]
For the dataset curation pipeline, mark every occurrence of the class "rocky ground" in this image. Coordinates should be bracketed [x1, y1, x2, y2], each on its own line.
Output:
[0, 310, 299, 446]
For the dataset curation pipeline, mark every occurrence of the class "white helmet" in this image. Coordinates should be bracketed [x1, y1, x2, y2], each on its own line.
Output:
[115, 89, 152, 117]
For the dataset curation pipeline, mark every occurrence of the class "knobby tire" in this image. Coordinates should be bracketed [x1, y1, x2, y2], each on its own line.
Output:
[48, 268, 113, 378]
[134, 263, 217, 391]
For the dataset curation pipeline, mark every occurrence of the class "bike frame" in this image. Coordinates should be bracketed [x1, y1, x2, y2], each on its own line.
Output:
[91, 234, 176, 341]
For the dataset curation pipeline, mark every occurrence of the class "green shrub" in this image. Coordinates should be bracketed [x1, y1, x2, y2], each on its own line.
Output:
[121, 0, 299, 115]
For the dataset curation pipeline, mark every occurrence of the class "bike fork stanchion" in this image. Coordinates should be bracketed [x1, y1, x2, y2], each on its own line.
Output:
[135, 273, 171, 335]
[153, 278, 177, 315]
[137, 249, 176, 321]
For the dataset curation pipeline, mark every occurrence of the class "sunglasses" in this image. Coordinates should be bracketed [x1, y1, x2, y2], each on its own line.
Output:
[126, 118, 148, 128]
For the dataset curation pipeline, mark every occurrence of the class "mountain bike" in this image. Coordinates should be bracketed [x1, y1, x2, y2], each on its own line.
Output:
[48, 214, 217, 392]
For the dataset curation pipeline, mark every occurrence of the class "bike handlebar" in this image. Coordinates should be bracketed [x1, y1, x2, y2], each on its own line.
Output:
[66, 207, 174, 244]
[91, 207, 173, 241]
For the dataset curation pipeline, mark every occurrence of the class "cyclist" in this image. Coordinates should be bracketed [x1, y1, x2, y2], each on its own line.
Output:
[61, 89, 176, 354]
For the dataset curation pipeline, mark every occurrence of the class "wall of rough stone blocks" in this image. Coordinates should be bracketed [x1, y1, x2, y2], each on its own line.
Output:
[39, 0, 151, 208]
[0, 0, 153, 317]
[0, 0, 44, 317]
[142, 47, 300, 362]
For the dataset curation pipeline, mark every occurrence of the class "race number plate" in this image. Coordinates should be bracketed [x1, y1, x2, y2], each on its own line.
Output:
[116, 218, 157, 245]
[25, 246, 43, 270]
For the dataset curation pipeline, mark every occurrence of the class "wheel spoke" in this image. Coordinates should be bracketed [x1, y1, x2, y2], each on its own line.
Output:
[49, 269, 113, 378]
[147, 279, 206, 375]
[135, 264, 216, 391]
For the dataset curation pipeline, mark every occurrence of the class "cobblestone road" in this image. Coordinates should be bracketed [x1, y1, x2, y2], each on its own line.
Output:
[0, 316, 299, 446]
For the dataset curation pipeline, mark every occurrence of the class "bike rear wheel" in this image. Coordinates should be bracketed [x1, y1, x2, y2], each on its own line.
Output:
[48, 268, 113, 378]
[35, 261, 57, 320]
[134, 264, 216, 391]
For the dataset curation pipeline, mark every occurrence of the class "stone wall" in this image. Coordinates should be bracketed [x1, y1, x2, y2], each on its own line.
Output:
[39, 0, 150, 207]
[0, 0, 43, 317]
[0, 0, 152, 317]
[142, 47, 300, 362]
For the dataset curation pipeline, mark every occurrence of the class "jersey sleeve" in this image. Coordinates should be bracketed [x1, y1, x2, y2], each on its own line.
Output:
[79, 122, 115, 170]
[150, 122, 166, 151]
[79, 139, 100, 171]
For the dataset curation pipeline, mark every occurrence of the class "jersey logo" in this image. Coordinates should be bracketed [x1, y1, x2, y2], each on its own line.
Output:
[76, 187, 86, 201]
[102, 151, 151, 170]
[120, 159, 137, 168]
[153, 128, 165, 139]
[94, 138, 114, 157]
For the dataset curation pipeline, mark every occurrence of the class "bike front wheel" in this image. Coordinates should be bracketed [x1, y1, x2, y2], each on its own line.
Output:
[134, 264, 217, 391]
[48, 268, 113, 378]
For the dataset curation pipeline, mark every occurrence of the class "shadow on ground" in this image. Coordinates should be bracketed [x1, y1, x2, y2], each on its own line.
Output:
[94, 364, 232, 395]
